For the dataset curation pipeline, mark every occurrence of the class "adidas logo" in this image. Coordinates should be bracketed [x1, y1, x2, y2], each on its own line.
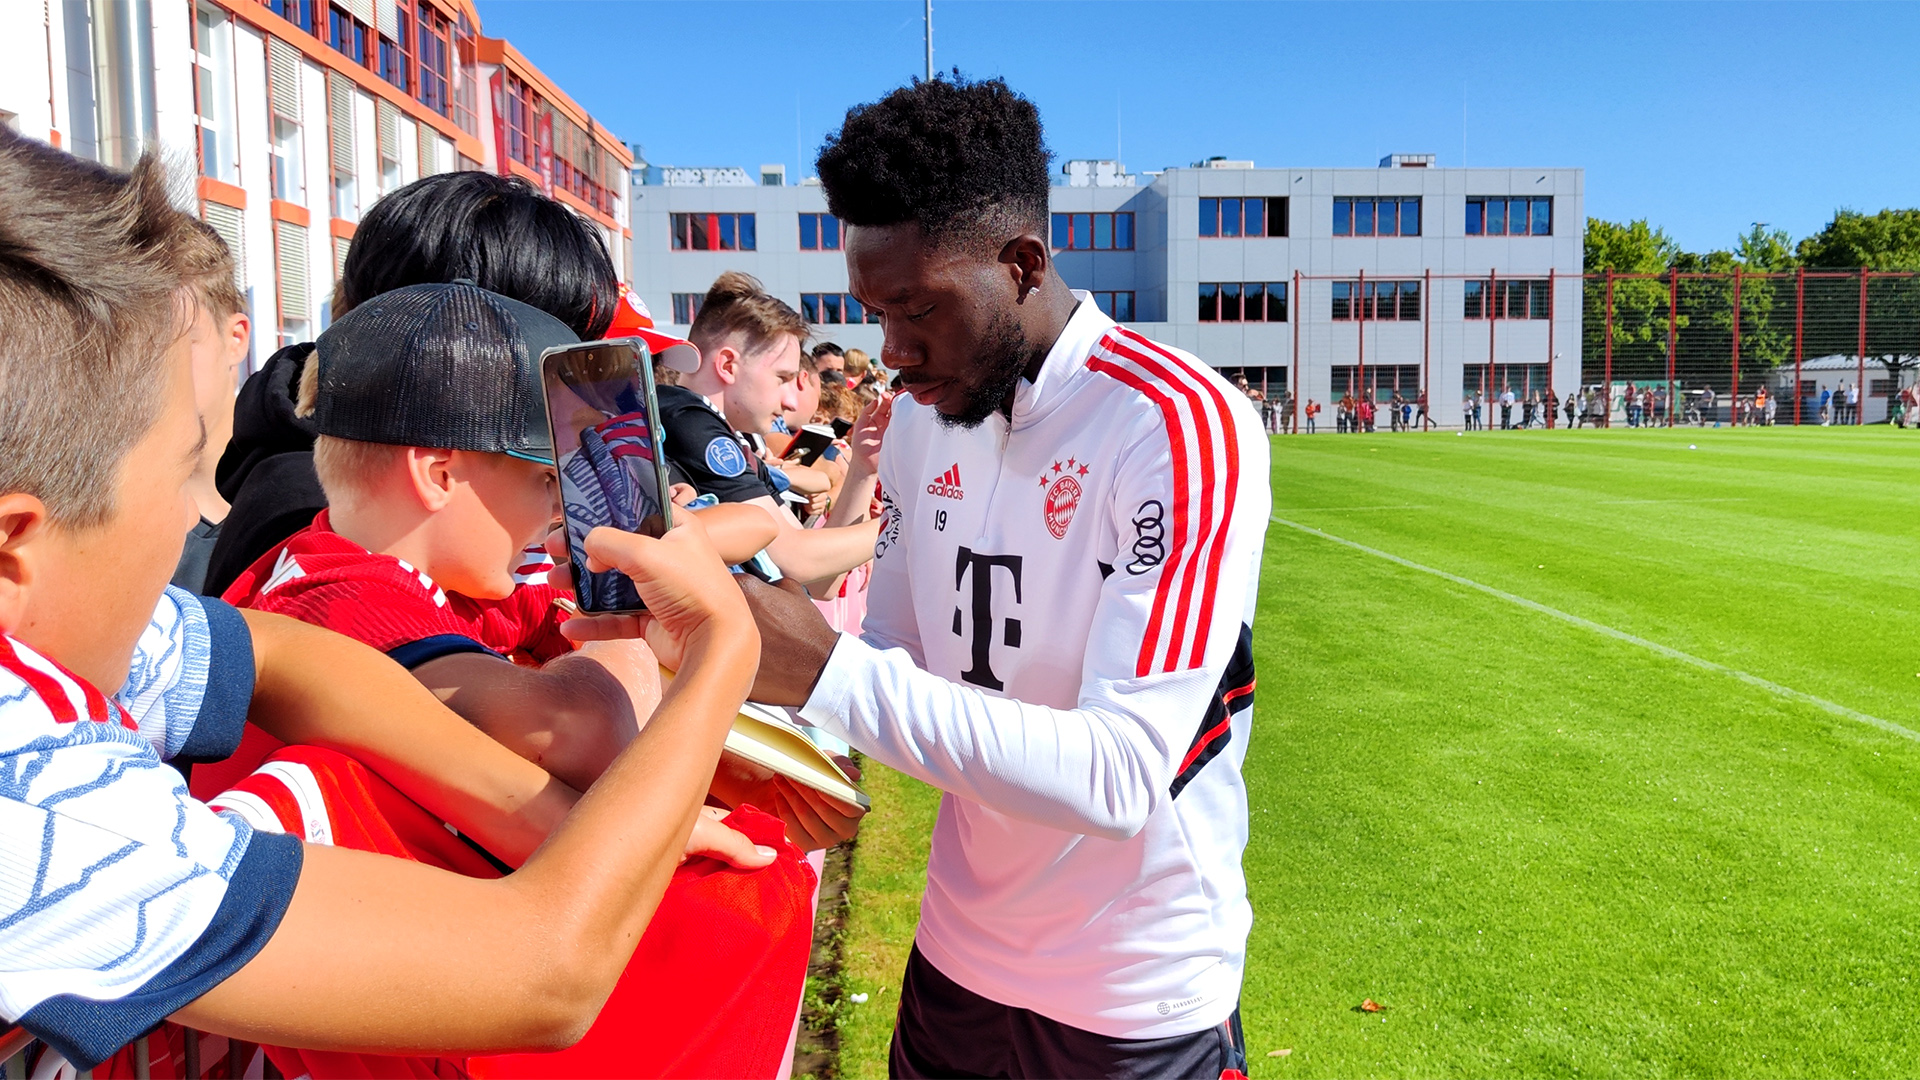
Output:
[926, 464, 964, 500]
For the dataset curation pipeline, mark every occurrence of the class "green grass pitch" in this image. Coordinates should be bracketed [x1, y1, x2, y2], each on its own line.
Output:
[829, 426, 1920, 1078]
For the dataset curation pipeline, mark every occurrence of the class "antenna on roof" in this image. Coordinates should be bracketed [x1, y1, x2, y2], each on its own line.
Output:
[924, 0, 934, 82]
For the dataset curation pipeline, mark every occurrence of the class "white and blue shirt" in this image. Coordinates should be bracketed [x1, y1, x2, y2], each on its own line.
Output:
[0, 588, 299, 1069]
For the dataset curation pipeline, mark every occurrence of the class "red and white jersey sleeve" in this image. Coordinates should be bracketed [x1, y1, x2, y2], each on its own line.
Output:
[800, 295, 1269, 1039]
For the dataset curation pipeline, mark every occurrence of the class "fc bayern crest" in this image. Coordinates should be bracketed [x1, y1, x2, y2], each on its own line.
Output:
[1040, 456, 1090, 539]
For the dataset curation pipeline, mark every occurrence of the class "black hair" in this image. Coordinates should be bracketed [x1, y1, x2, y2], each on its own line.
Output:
[815, 75, 1051, 249]
[336, 171, 616, 339]
[811, 341, 845, 358]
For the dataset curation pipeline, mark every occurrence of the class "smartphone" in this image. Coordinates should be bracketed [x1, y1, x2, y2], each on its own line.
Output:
[831, 417, 854, 439]
[785, 423, 837, 467]
[541, 337, 672, 614]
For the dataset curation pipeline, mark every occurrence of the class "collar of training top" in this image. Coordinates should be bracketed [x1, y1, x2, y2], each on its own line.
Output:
[1011, 290, 1112, 427]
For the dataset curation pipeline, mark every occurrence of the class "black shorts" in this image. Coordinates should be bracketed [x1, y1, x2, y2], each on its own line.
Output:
[889, 944, 1247, 1080]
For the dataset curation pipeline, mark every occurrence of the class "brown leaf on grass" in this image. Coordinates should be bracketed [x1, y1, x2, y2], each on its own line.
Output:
[1359, 998, 1383, 1013]
[1267, 1048, 1293, 1057]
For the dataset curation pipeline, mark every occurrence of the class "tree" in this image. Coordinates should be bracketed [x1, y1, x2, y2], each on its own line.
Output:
[1797, 210, 1920, 415]
[1585, 218, 1683, 382]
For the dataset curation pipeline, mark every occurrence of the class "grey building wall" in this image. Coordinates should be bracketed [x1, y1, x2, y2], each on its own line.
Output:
[630, 163, 1584, 427]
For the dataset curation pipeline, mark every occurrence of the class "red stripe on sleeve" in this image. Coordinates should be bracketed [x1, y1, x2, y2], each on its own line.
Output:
[1088, 354, 1197, 677]
[1119, 329, 1244, 669]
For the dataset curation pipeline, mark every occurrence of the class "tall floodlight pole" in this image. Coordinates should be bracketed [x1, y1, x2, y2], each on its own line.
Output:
[925, 0, 934, 81]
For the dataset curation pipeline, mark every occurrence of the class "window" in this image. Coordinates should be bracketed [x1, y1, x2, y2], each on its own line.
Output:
[450, 12, 479, 135]
[1467, 197, 1552, 236]
[1050, 211, 1134, 250]
[1333, 364, 1421, 397]
[799, 213, 841, 251]
[378, 7, 411, 92]
[267, 0, 317, 35]
[1462, 364, 1551, 396]
[192, 5, 238, 183]
[1199, 197, 1287, 238]
[416, 2, 452, 117]
[1198, 282, 1287, 323]
[671, 293, 702, 324]
[327, 5, 367, 64]
[1464, 278, 1551, 319]
[271, 115, 303, 202]
[1332, 197, 1421, 237]
[801, 293, 878, 325]
[1330, 280, 1420, 320]
[503, 72, 538, 166]
[1091, 291, 1135, 321]
[670, 213, 757, 251]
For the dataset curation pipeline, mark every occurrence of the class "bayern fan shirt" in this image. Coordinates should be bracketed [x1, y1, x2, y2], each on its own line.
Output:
[799, 294, 1271, 1039]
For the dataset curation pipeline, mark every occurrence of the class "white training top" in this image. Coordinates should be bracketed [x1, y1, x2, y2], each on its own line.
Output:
[802, 295, 1270, 1039]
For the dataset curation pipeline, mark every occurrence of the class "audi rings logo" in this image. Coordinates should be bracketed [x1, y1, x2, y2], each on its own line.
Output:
[1126, 499, 1166, 574]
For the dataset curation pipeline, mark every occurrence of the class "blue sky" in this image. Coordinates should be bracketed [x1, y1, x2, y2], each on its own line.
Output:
[475, 1, 1919, 253]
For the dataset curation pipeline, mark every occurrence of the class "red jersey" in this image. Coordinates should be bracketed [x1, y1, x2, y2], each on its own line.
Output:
[222, 509, 572, 667]
[195, 512, 572, 796]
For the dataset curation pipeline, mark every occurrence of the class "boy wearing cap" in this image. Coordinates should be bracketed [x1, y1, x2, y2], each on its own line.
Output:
[207, 282, 820, 1076]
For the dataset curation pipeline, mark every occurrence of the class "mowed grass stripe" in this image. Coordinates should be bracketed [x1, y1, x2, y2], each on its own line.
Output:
[1269, 512, 1920, 745]
[1245, 500, 1920, 1075]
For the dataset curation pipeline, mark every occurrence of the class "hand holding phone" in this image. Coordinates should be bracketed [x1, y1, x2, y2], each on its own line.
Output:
[542, 338, 673, 614]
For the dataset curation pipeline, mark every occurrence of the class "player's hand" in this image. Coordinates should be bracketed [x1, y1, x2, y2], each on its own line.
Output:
[734, 574, 838, 706]
[847, 393, 894, 475]
[682, 805, 779, 868]
[668, 482, 701, 507]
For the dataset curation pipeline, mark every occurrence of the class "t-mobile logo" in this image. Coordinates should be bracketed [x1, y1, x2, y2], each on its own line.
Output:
[953, 546, 1023, 690]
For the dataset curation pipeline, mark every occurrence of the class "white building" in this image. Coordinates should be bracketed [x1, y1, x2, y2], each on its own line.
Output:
[630, 154, 1584, 427]
[2, 0, 631, 370]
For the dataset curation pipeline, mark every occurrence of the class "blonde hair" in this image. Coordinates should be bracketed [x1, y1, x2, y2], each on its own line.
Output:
[688, 271, 809, 362]
[295, 355, 404, 503]
[177, 217, 245, 320]
[0, 134, 195, 526]
[843, 348, 871, 376]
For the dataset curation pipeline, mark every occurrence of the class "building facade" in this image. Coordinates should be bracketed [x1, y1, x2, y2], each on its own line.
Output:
[1, 0, 630, 370]
[629, 156, 1583, 427]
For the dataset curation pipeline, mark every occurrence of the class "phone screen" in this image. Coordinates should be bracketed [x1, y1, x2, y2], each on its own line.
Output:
[541, 338, 672, 613]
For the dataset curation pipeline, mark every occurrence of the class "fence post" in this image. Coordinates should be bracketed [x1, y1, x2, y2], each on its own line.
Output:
[1292, 270, 1301, 433]
[1356, 268, 1366, 413]
[1546, 268, 1556, 427]
[1858, 268, 1869, 424]
[1667, 268, 1679, 427]
[1603, 270, 1614, 427]
[1423, 268, 1432, 429]
[1730, 265, 1742, 426]
[1487, 267, 1497, 408]
[1795, 267, 1806, 424]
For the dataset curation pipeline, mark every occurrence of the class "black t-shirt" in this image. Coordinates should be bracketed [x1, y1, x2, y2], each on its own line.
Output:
[655, 385, 780, 504]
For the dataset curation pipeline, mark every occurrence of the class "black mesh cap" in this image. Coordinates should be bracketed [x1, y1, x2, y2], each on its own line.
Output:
[311, 282, 578, 464]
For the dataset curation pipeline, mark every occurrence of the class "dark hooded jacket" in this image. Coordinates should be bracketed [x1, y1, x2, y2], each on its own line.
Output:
[203, 343, 327, 596]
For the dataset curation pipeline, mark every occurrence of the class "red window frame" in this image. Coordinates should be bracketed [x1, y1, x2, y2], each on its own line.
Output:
[1330, 279, 1419, 321]
[1050, 211, 1134, 251]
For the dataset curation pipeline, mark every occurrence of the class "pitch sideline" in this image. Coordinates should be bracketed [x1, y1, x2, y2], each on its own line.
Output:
[1269, 514, 1920, 745]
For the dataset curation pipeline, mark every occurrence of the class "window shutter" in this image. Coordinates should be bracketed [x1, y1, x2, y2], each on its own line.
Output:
[333, 236, 351, 283]
[376, 98, 398, 162]
[416, 121, 439, 175]
[201, 201, 246, 291]
[374, 0, 399, 37]
[327, 71, 354, 176]
[342, 0, 374, 24]
[275, 220, 309, 322]
[268, 38, 301, 122]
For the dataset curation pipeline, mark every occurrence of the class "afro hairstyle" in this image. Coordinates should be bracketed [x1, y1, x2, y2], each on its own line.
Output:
[815, 75, 1051, 251]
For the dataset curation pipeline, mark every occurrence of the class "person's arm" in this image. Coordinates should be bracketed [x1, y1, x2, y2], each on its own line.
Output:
[407, 646, 643, 793]
[240, 610, 578, 865]
[175, 516, 761, 1053]
[763, 516, 883, 585]
[685, 501, 779, 564]
[824, 394, 892, 530]
[747, 402, 1272, 841]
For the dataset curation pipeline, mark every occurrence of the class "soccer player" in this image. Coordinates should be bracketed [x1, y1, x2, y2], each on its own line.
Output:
[0, 131, 763, 1073]
[739, 78, 1271, 1077]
